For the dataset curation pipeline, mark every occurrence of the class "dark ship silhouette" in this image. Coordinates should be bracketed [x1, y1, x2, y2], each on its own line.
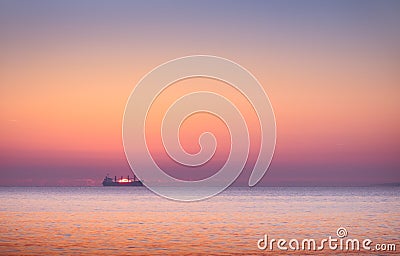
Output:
[102, 174, 143, 186]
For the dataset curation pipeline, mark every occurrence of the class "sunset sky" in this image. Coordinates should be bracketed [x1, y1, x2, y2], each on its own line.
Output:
[1, 0, 399, 186]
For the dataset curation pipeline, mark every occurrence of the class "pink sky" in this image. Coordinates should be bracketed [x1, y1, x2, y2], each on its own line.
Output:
[1, 1, 399, 186]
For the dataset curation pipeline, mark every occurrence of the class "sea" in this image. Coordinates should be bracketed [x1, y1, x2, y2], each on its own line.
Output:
[0, 186, 399, 255]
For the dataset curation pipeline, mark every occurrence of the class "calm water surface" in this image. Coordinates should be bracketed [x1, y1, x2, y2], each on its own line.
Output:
[0, 187, 399, 255]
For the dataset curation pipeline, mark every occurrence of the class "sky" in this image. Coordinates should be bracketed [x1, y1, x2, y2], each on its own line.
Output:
[1, 0, 399, 186]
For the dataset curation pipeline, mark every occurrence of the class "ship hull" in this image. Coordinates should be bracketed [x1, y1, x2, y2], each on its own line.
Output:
[102, 181, 143, 186]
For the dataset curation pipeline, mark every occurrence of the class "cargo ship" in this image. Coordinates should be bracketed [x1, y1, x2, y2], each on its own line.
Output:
[102, 174, 143, 186]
